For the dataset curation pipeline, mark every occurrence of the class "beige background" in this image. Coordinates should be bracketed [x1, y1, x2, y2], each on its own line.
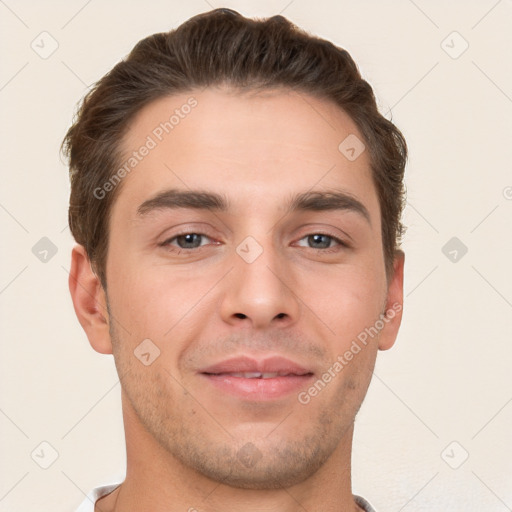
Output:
[1, 0, 511, 510]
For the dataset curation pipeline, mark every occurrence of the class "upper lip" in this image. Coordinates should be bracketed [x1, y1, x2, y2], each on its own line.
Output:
[200, 356, 313, 376]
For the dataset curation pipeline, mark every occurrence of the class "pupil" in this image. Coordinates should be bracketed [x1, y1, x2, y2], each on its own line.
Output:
[180, 234, 200, 248]
[310, 234, 329, 249]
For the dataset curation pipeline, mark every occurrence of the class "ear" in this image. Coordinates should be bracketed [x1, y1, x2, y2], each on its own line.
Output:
[68, 244, 113, 354]
[378, 250, 405, 351]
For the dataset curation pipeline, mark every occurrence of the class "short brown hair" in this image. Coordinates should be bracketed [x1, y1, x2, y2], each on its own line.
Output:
[62, 8, 407, 288]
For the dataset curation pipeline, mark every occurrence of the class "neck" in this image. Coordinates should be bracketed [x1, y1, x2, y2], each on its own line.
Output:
[100, 391, 361, 512]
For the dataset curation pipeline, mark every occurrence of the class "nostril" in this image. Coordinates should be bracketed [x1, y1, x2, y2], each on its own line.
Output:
[234, 313, 247, 319]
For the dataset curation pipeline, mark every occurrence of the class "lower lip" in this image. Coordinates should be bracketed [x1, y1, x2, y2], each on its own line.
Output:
[201, 373, 314, 401]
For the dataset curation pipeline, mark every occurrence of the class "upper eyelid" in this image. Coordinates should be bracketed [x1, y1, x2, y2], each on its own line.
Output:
[161, 231, 348, 247]
[161, 232, 216, 246]
[293, 233, 348, 249]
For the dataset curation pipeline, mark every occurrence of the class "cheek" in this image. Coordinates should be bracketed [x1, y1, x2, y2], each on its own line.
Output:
[108, 262, 213, 349]
[106, 262, 166, 341]
[305, 263, 386, 343]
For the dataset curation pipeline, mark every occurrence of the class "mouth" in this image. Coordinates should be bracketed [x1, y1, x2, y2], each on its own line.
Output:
[205, 371, 305, 379]
[199, 356, 315, 401]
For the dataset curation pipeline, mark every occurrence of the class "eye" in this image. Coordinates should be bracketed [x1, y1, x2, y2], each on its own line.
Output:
[160, 232, 215, 250]
[295, 233, 348, 251]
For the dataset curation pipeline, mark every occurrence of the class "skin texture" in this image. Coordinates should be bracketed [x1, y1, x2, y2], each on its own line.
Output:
[69, 86, 404, 512]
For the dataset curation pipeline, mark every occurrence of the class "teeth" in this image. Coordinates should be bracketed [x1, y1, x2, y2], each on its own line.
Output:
[227, 372, 280, 379]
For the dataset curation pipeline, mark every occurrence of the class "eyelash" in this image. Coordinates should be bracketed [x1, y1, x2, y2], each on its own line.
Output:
[296, 233, 350, 253]
[159, 231, 349, 254]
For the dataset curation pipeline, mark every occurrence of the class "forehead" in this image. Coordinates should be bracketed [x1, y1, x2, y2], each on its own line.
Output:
[116, 86, 378, 218]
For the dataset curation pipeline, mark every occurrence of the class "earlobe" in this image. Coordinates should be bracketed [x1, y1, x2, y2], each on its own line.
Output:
[378, 250, 405, 351]
[68, 245, 113, 354]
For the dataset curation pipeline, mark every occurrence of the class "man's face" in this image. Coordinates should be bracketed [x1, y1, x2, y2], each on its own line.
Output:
[102, 87, 402, 488]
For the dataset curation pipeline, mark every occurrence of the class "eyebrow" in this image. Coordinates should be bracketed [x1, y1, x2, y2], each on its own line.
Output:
[287, 190, 371, 224]
[136, 188, 371, 225]
[137, 189, 228, 215]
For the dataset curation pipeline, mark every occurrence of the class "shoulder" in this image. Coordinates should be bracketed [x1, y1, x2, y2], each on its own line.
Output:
[354, 494, 378, 512]
[74, 482, 122, 512]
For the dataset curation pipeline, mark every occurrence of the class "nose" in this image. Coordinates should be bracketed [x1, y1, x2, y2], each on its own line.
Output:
[219, 237, 301, 330]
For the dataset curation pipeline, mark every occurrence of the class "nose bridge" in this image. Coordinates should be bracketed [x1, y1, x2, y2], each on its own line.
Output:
[219, 233, 300, 328]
